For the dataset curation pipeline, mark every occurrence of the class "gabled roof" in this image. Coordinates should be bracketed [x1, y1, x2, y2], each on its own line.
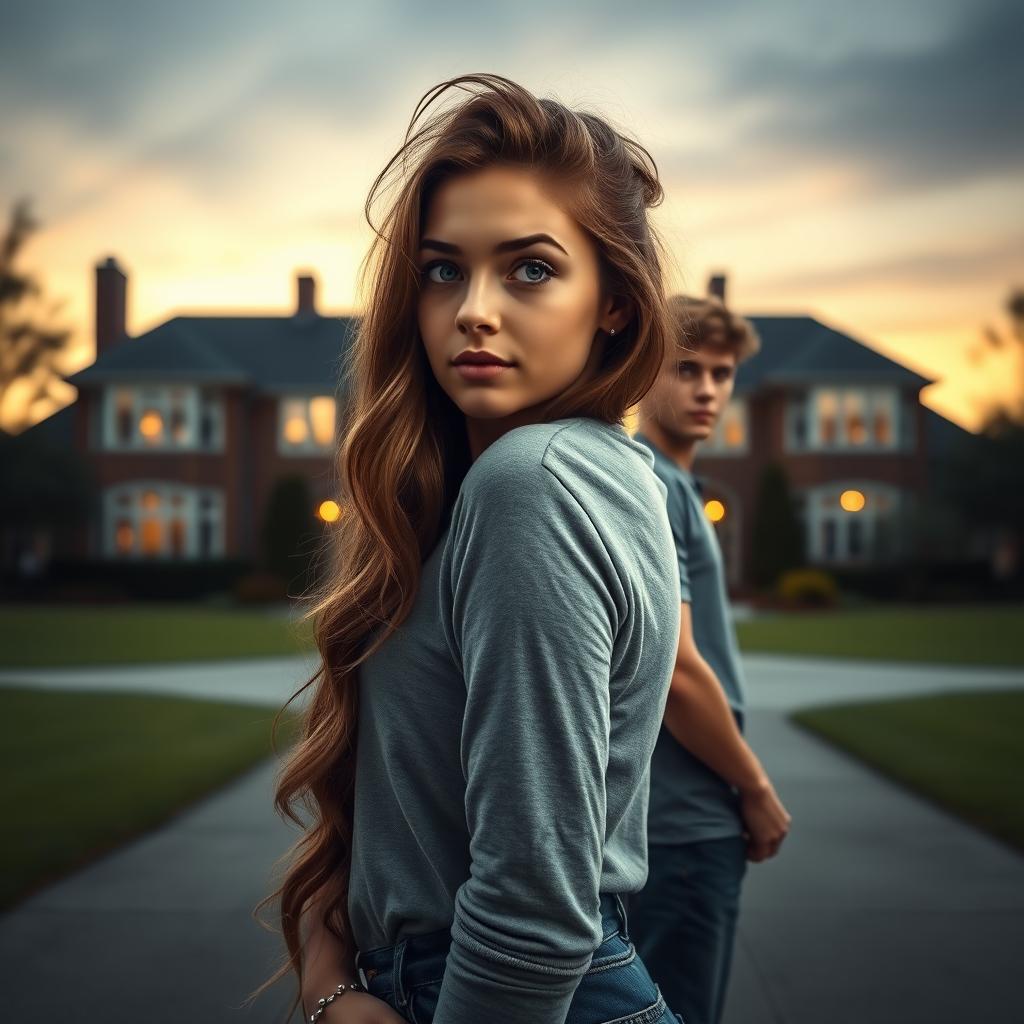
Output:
[738, 316, 932, 395]
[8, 402, 76, 448]
[68, 308, 930, 403]
[924, 406, 971, 455]
[67, 314, 357, 393]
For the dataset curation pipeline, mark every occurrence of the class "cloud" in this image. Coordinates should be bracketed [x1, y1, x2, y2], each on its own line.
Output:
[709, 0, 1024, 193]
[758, 233, 1024, 292]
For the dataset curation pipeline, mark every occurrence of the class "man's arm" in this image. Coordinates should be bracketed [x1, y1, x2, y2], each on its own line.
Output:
[661, 602, 792, 862]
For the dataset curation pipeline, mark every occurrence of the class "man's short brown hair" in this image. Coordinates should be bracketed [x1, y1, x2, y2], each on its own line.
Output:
[667, 293, 761, 363]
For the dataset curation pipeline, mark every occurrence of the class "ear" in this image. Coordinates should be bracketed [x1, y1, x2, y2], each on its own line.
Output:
[599, 294, 635, 335]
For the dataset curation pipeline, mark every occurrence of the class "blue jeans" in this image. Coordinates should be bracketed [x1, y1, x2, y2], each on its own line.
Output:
[627, 837, 747, 1024]
[355, 893, 685, 1023]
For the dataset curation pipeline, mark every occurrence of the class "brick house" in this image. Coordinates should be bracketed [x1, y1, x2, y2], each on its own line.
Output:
[692, 291, 964, 588]
[11, 259, 966, 589]
[61, 257, 354, 563]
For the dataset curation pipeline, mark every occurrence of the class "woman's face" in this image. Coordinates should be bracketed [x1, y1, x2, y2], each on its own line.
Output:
[417, 164, 625, 431]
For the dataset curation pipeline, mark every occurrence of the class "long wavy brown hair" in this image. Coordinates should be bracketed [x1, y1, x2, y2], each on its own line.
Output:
[250, 73, 674, 1019]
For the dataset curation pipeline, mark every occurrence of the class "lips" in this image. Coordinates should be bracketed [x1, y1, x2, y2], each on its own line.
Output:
[452, 351, 514, 366]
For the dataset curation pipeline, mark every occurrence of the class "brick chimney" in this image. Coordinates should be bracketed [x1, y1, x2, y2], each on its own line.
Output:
[296, 273, 317, 317]
[707, 272, 727, 304]
[95, 256, 128, 356]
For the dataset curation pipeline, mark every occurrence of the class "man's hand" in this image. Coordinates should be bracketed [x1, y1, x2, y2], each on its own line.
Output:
[738, 779, 791, 863]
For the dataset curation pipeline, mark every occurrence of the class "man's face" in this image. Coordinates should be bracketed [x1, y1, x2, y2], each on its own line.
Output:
[646, 340, 738, 443]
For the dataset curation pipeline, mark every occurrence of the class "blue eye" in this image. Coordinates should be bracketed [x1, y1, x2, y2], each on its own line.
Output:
[512, 259, 555, 284]
[423, 261, 461, 283]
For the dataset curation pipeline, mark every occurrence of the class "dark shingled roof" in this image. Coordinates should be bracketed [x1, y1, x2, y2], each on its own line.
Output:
[924, 406, 972, 455]
[67, 314, 358, 393]
[66, 308, 935, 407]
[9, 402, 76, 448]
[738, 316, 932, 396]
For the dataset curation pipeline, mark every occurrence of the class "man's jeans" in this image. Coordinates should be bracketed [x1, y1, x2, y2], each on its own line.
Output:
[628, 836, 747, 1024]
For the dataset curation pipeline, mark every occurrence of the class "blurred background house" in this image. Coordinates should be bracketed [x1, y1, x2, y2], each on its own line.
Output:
[2, 258, 355, 599]
[695, 276, 972, 597]
[4, 256, 994, 604]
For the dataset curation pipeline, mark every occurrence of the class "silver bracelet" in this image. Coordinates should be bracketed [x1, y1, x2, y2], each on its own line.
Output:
[308, 980, 366, 1021]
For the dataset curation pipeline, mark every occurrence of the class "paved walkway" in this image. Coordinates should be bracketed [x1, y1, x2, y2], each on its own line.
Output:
[1, 654, 1022, 1022]
[3, 651, 1022, 713]
[723, 709, 1024, 1024]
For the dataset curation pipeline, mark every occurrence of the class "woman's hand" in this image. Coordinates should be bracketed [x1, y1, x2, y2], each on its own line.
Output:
[303, 989, 408, 1023]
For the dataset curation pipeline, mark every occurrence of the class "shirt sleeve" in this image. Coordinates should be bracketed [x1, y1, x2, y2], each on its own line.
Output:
[434, 453, 625, 1024]
[666, 482, 693, 603]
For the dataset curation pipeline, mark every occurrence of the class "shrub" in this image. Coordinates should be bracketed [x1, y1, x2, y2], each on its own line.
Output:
[777, 568, 839, 608]
[233, 570, 290, 604]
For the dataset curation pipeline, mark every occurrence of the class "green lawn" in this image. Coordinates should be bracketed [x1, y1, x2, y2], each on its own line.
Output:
[0, 687, 300, 909]
[793, 690, 1024, 852]
[4, 603, 1023, 670]
[0, 604, 314, 667]
[738, 605, 1024, 666]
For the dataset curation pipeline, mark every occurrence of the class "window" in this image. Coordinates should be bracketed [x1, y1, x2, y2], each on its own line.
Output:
[103, 483, 224, 559]
[279, 395, 337, 455]
[701, 398, 749, 456]
[817, 391, 839, 446]
[102, 386, 224, 452]
[803, 482, 904, 564]
[787, 387, 903, 452]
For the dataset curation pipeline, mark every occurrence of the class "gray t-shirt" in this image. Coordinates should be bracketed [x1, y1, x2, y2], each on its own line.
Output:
[348, 416, 681, 1024]
[634, 431, 747, 845]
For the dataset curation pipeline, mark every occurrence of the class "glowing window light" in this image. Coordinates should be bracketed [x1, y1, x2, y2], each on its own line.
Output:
[840, 489, 866, 513]
[141, 518, 163, 554]
[724, 417, 744, 447]
[309, 397, 336, 446]
[115, 521, 134, 553]
[705, 499, 726, 523]
[139, 410, 164, 440]
[318, 500, 341, 523]
[284, 416, 308, 444]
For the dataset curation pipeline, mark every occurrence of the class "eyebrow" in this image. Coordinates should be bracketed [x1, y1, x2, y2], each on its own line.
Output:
[678, 356, 735, 371]
[419, 233, 569, 257]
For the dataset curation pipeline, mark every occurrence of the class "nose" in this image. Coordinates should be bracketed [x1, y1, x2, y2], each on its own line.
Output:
[694, 370, 715, 400]
[455, 274, 501, 335]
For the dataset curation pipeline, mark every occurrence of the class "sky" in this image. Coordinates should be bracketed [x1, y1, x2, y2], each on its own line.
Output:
[2, 0, 1022, 430]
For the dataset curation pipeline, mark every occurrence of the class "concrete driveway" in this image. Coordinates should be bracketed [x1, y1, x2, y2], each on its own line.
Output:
[1, 653, 1022, 1022]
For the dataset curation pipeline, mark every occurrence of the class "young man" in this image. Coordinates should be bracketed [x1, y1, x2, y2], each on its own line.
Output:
[630, 294, 792, 1024]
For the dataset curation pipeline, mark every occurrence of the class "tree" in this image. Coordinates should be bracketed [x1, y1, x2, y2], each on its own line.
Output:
[943, 413, 1024, 580]
[261, 475, 317, 591]
[0, 426, 94, 527]
[0, 198, 74, 433]
[940, 288, 1024, 581]
[968, 286, 1024, 425]
[750, 462, 804, 588]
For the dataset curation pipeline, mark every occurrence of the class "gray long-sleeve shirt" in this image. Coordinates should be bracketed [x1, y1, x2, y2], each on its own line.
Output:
[348, 416, 681, 1024]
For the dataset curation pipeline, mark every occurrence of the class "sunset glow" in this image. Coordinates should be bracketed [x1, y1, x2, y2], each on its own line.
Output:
[3, 2, 1021, 434]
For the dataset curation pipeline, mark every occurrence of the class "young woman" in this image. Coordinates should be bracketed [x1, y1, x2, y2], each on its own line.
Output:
[256, 74, 685, 1024]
